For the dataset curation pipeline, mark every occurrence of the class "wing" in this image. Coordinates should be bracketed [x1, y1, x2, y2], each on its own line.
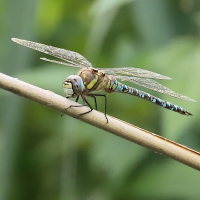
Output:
[11, 38, 93, 69]
[11, 38, 195, 102]
[115, 75, 196, 102]
[97, 67, 171, 80]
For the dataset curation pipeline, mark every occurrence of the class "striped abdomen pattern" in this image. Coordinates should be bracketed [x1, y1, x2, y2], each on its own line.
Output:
[107, 78, 192, 116]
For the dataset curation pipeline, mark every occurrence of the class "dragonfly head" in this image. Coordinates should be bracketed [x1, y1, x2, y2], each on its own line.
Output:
[63, 75, 84, 98]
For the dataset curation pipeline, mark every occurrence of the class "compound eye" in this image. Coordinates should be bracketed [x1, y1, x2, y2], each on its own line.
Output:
[73, 79, 78, 83]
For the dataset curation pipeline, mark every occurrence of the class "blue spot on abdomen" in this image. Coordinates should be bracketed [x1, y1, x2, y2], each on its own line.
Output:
[162, 103, 166, 108]
[139, 93, 145, 98]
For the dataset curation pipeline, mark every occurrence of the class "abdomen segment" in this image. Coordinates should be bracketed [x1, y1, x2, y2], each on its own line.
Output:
[108, 80, 192, 116]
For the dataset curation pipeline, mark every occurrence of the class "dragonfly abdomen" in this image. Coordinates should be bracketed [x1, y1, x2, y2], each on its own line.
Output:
[129, 87, 192, 116]
[108, 79, 192, 116]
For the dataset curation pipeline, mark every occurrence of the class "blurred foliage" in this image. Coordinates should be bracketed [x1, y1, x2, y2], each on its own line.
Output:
[1, 0, 200, 200]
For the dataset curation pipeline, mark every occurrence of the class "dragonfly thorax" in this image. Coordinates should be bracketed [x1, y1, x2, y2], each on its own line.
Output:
[63, 75, 84, 98]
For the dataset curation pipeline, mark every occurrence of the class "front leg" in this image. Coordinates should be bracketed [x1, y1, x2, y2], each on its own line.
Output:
[63, 95, 93, 119]
[72, 94, 93, 118]
[61, 96, 86, 117]
[66, 95, 88, 110]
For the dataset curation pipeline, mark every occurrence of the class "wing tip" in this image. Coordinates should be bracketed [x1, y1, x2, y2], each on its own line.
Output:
[164, 77, 172, 80]
[11, 38, 17, 42]
[40, 57, 47, 61]
[187, 98, 197, 102]
[156, 75, 172, 80]
[11, 38, 22, 43]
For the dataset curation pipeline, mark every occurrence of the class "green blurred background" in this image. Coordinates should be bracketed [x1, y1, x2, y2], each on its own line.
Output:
[1, 0, 200, 199]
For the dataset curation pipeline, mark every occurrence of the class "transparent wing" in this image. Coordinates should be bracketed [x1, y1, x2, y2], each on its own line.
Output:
[97, 67, 171, 80]
[11, 38, 93, 69]
[115, 75, 196, 102]
[11, 38, 195, 102]
[40, 57, 83, 68]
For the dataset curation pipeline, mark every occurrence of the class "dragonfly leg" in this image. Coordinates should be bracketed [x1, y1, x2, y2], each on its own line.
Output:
[62, 96, 83, 116]
[61, 96, 70, 116]
[75, 96, 79, 102]
[87, 95, 97, 110]
[87, 94, 108, 124]
[66, 95, 88, 110]
[63, 95, 93, 119]
[72, 94, 93, 118]
[63, 94, 108, 123]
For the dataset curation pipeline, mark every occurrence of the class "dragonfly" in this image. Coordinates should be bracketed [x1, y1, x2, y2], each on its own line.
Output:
[12, 38, 196, 123]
